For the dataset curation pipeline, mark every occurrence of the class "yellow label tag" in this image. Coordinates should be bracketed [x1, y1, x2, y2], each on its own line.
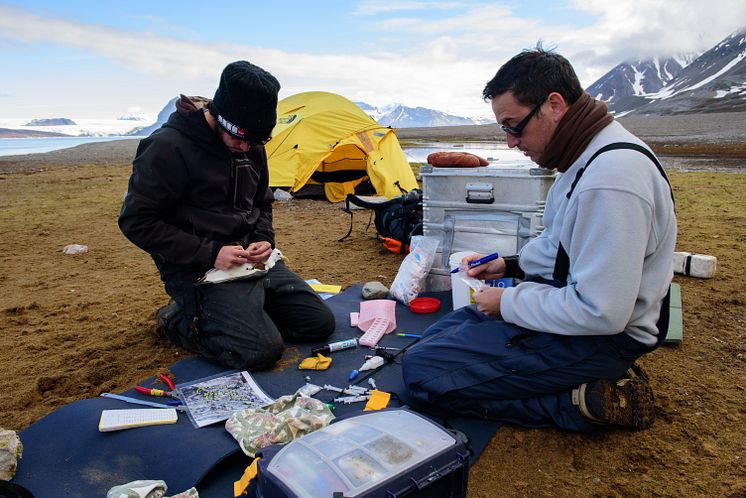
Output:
[309, 283, 342, 294]
[364, 390, 391, 411]
[234, 457, 261, 496]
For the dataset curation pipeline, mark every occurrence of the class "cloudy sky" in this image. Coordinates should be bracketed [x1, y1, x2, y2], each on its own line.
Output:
[1, 0, 745, 120]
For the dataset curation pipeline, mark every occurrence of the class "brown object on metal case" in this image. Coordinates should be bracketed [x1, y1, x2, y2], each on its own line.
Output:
[427, 151, 489, 167]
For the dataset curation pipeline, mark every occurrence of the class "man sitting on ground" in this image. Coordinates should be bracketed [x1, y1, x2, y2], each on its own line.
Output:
[403, 48, 676, 431]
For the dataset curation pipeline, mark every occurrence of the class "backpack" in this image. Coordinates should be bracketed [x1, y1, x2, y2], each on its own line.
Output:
[340, 188, 423, 254]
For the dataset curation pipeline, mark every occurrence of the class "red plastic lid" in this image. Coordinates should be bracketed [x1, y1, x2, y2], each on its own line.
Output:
[409, 297, 441, 314]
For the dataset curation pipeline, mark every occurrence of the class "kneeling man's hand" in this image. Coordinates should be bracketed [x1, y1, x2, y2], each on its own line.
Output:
[473, 286, 504, 317]
[215, 245, 254, 270]
[245, 241, 272, 263]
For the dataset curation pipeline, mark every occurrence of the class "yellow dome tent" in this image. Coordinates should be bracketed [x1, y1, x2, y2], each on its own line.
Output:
[266, 91, 418, 202]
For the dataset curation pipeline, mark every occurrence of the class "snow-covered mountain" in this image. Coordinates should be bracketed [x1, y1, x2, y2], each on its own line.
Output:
[0, 117, 152, 137]
[354, 101, 490, 127]
[7, 27, 744, 140]
[27, 117, 77, 126]
[126, 97, 178, 136]
[133, 97, 492, 138]
[586, 57, 690, 114]
[353, 101, 385, 121]
[376, 104, 491, 128]
[588, 27, 746, 115]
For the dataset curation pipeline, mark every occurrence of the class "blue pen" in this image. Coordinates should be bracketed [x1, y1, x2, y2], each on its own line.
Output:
[450, 252, 500, 273]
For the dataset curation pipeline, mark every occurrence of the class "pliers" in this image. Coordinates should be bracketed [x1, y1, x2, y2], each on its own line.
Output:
[135, 374, 179, 399]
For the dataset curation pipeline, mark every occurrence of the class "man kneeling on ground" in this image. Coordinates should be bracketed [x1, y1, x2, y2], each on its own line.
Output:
[402, 48, 676, 431]
[119, 61, 335, 370]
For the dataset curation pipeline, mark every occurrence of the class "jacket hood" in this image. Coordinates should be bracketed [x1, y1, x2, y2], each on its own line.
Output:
[161, 95, 225, 157]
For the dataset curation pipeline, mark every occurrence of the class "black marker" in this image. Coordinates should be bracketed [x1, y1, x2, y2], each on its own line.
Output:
[311, 338, 358, 355]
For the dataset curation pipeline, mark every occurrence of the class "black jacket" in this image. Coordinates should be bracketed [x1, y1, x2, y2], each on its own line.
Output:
[118, 105, 274, 279]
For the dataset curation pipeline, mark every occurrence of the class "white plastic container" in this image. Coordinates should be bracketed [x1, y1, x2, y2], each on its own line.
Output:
[449, 251, 477, 309]
[262, 409, 464, 498]
[673, 252, 717, 278]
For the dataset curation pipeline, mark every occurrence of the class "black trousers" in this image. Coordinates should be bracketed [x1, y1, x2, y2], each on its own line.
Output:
[162, 261, 335, 370]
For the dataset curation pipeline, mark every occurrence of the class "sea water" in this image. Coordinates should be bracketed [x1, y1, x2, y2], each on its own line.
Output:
[1, 136, 531, 167]
[0, 136, 141, 157]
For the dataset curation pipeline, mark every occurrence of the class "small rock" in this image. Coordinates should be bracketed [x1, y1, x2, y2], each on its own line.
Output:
[63, 244, 88, 255]
[362, 281, 389, 300]
[272, 189, 293, 201]
[0, 428, 22, 480]
[700, 442, 718, 458]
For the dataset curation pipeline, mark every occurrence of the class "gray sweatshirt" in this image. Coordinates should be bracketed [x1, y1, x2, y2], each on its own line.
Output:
[500, 121, 677, 346]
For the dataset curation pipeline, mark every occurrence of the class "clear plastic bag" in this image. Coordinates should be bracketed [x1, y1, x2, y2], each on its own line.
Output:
[389, 236, 440, 305]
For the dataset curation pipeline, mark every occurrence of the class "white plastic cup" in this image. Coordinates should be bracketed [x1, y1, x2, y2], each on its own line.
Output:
[449, 251, 477, 309]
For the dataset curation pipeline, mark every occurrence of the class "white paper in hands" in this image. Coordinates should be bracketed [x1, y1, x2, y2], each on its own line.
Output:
[196, 248, 284, 285]
[460, 274, 486, 292]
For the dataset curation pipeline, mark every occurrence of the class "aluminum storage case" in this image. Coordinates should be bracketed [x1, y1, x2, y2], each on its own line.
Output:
[419, 163, 556, 289]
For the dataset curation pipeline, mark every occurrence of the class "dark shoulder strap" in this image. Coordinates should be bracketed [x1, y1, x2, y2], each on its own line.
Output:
[566, 142, 673, 203]
[556, 142, 675, 285]
[554, 142, 673, 346]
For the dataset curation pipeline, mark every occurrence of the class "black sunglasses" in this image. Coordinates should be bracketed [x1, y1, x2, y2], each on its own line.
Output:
[501, 97, 547, 137]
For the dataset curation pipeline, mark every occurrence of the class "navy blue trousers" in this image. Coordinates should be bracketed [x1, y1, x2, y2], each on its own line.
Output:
[163, 261, 335, 370]
[402, 305, 652, 432]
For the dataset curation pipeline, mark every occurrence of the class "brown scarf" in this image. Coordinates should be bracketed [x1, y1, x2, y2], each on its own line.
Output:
[538, 92, 613, 172]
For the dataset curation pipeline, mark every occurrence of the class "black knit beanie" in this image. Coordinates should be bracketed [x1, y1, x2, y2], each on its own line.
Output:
[211, 61, 280, 142]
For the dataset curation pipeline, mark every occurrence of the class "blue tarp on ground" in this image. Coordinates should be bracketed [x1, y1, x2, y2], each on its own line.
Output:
[14, 284, 500, 497]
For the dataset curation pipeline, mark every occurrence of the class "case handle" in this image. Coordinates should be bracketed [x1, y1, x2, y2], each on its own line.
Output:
[465, 182, 494, 204]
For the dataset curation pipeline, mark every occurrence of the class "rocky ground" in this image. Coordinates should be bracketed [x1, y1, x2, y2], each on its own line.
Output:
[0, 115, 744, 497]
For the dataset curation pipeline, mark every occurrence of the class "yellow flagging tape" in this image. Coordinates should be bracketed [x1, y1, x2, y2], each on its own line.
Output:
[234, 456, 261, 496]
[364, 390, 391, 411]
[309, 283, 342, 294]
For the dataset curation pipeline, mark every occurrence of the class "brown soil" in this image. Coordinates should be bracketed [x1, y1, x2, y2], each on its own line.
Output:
[0, 119, 744, 496]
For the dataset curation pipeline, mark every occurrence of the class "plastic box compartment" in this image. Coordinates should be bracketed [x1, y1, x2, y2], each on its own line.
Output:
[255, 409, 470, 498]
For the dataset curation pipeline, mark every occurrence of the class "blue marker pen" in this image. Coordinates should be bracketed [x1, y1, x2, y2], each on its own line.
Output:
[450, 252, 500, 273]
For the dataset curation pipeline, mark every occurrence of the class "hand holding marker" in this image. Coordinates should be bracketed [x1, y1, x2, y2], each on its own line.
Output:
[450, 252, 500, 274]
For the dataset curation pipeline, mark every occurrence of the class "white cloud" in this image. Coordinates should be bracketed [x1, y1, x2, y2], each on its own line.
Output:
[354, 1, 464, 16]
[567, 0, 746, 56]
[0, 4, 495, 116]
[0, 2, 744, 119]
[357, 1, 746, 91]
[0, 6, 233, 79]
